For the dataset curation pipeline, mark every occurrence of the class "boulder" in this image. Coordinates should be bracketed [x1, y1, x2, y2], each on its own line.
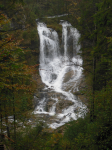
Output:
[63, 70, 75, 83]
[56, 100, 74, 113]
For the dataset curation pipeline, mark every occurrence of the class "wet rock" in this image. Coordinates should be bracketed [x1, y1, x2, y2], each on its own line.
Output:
[78, 95, 88, 104]
[51, 73, 57, 80]
[46, 99, 56, 112]
[55, 121, 60, 123]
[74, 107, 79, 113]
[46, 115, 50, 119]
[63, 70, 75, 83]
[74, 77, 88, 104]
[56, 100, 74, 113]
[73, 91, 81, 95]
[33, 96, 39, 109]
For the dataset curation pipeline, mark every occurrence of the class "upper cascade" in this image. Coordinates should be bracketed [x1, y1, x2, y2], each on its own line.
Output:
[37, 22, 59, 65]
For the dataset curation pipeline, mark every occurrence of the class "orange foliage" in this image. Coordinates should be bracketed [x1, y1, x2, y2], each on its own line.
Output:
[0, 11, 37, 118]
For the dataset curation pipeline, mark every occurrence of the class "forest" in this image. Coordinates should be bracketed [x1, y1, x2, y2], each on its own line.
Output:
[0, 0, 112, 149]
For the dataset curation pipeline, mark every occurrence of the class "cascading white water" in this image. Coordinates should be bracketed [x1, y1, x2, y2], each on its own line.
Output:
[34, 20, 87, 129]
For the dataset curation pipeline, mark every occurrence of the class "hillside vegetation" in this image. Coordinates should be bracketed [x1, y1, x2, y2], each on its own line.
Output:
[0, 0, 112, 149]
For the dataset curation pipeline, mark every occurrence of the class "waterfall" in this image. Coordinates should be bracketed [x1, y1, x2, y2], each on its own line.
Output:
[60, 21, 71, 61]
[34, 20, 87, 129]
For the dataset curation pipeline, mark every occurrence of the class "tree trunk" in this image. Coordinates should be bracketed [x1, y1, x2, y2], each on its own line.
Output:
[12, 78, 16, 150]
[90, 57, 96, 122]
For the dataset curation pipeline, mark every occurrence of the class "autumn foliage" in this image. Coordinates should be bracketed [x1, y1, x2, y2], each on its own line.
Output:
[0, 10, 37, 140]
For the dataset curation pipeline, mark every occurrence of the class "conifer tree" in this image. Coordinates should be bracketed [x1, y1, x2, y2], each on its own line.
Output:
[0, 9, 36, 145]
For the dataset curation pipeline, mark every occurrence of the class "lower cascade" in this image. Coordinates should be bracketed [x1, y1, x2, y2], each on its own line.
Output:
[33, 20, 87, 129]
